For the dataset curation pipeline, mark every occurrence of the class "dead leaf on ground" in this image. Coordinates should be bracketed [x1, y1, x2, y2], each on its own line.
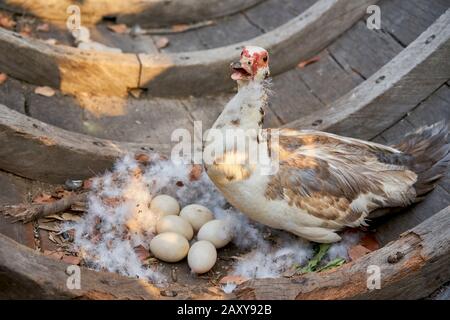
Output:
[33, 193, 55, 204]
[0, 72, 7, 85]
[219, 275, 248, 285]
[34, 86, 56, 97]
[43, 250, 64, 260]
[155, 36, 169, 49]
[107, 23, 128, 34]
[189, 164, 203, 181]
[298, 56, 320, 68]
[36, 23, 50, 32]
[38, 222, 60, 233]
[46, 214, 64, 221]
[348, 244, 371, 261]
[62, 212, 81, 222]
[134, 245, 151, 263]
[129, 88, 143, 99]
[360, 234, 380, 251]
[0, 14, 16, 29]
[135, 153, 150, 164]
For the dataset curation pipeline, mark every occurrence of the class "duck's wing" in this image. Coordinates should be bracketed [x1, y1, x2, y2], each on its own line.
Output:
[263, 129, 418, 227]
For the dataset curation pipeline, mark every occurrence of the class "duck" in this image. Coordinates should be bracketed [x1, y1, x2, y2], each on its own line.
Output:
[203, 46, 450, 243]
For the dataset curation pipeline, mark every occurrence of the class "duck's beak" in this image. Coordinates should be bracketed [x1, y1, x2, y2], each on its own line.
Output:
[231, 61, 251, 81]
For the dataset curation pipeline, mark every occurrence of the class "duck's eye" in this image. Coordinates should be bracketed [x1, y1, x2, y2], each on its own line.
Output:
[247, 61, 251, 65]
[263, 56, 268, 62]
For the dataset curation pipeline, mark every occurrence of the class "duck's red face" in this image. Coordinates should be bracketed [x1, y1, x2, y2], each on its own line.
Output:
[231, 46, 270, 82]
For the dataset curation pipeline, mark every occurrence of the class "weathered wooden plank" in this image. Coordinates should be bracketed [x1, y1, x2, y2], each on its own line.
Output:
[0, 0, 264, 27]
[285, 10, 450, 140]
[161, 30, 208, 53]
[280, 0, 319, 15]
[0, 29, 141, 97]
[236, 205, 450, 300]
[0, 232, 228, 299]
[328, 21, 404, 79]
[89, 24, 159, 54]
[269, 67, 325, 124]
[0, 104, 170, 183]
[0, 76, 26, 114]
[297, 50, 363, 105]
[381, 0, 449, 46]
[196, 14, 263, 49]
[0, 171, 35, 249]
[243, 0, 299, 31]
[374, 185, 450, 246]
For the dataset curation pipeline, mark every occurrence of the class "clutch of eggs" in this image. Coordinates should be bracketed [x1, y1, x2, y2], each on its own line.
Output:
[148, 195, 232, 273]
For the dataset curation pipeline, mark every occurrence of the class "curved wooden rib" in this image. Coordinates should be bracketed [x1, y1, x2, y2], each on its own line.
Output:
[0, 0, 376, 97]
[1, 205, 448, 299]
[0, 0, 263, 27]
[285, 9, 450, 140]
[0, 104, 171, 183]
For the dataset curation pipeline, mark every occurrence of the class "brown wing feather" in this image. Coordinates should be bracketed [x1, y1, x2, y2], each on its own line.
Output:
[264, 130, 417, 226]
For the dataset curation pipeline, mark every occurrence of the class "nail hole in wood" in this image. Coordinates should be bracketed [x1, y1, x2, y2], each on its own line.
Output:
[375, 75, 386, 84]
[425, 34, 436, 44]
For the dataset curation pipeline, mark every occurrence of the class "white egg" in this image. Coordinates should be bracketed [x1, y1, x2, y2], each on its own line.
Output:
[197, 220, 233, 249]
[150, 194, 180, 217]
[179, 204, 214, 232]
[188, 241, 217, 274]
[149, 232, 189, 263]
[156, 215, 194, 240]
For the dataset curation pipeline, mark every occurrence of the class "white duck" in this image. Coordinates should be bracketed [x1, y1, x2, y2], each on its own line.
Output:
[203, 46, 450, 243]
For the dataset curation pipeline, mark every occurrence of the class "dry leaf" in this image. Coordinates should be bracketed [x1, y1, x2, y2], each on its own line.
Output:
[298, 55, 320, 68]
[129, 88, 143, 99]
[134, 245, 151, 263]
[219, 275, 248, 285]
[107, 23, 128, 33]
[360, 234, 380, 252]
[134, 153, 150, 164]
[36, 23, 49, 32]
[46, 214, 64, 221]
[35, 86, 56, 97]
[62, 212, 81, 222]
[33, 193, 54, 204]
[155, 36, 169, 49]
[348, 245, 371, 261]
[43, 250, 64, 260]
[62, 255, 81, 265]
[0, 14, 16, 29]
[0, 72, 7, 85]
[38, 223, 60, 233]
[189, 164, 203, 181]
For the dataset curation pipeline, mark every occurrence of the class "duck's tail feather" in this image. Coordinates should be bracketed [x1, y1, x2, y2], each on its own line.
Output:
[393, 121, 450, 201]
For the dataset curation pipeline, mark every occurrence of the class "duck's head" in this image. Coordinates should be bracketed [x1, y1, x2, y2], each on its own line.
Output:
[231, 46, 270, 84]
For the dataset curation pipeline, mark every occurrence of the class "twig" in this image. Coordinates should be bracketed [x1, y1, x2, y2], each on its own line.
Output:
[131, 20, 214, 36]
[1, 193, 88, 223]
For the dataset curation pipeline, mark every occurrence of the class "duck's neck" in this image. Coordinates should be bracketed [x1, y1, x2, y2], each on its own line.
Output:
[212, 81, 267, 132]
